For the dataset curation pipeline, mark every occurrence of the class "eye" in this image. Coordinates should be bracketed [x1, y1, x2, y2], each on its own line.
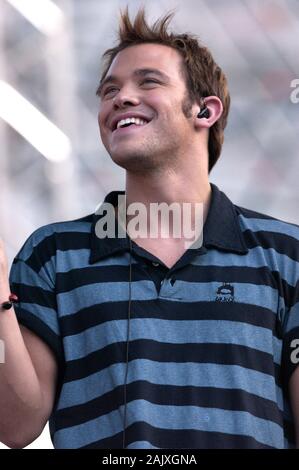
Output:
[101, 79, 159, 98]
[141, 78, 159, 85]
[102, 86, 118, 97]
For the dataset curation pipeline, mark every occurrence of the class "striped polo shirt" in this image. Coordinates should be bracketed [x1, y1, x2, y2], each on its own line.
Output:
[9, 183, 299, 449]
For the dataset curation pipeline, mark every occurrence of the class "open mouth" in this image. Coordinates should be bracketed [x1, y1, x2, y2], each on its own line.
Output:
[112, 117, 151, 133]
[113, 123, 149, 133]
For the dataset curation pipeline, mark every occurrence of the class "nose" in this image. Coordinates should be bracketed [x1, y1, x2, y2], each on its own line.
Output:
[113, 85, 140, 109]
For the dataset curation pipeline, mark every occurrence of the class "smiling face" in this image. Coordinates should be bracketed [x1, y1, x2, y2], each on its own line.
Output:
[98, 43, 197, 172]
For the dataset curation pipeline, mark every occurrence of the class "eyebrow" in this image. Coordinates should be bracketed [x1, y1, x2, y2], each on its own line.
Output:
[96, 68, 171, 96]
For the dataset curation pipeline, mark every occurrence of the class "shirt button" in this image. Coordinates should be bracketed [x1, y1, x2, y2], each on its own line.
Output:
[152, 262, 159, 267]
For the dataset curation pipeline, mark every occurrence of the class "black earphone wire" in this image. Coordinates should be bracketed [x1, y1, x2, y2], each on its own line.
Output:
[122, 235, 132, 449]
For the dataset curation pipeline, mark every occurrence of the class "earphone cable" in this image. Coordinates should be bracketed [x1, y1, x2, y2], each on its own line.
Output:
[122, 236, 132, 449]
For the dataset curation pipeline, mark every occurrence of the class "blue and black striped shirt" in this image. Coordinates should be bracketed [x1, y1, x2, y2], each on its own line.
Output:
[9, 184, 299, 448]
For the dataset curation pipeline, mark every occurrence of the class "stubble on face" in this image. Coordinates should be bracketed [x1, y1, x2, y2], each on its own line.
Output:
[112, 90, 195, 175]
[99, 44, 197, 175]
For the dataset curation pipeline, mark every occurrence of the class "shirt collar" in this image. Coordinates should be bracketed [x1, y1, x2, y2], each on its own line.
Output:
[89, 183, 248, 264]
[203, 183, 248, 254]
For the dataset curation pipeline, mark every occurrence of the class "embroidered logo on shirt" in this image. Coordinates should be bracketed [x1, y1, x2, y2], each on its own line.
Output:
[215, 282, 234, 302]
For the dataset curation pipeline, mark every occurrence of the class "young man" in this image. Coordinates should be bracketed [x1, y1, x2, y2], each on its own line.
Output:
[0, 7, 298, 449]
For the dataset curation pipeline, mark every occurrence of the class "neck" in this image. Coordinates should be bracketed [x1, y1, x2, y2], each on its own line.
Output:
[116, 151, 212, 245]
[125, 152, 211, 223]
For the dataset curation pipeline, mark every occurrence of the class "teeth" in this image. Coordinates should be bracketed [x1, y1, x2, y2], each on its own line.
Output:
[116, 117, 147, 129]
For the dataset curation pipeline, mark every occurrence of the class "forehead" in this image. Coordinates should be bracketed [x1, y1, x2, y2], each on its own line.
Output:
[106, 43, 184, 80]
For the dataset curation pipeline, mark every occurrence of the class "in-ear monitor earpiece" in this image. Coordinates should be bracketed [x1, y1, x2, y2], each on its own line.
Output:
[197, 106, 210, 119]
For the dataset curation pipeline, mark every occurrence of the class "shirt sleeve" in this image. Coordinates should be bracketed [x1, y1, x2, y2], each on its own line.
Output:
[281, 239, 299, 387]
[8, 227, 64, 367]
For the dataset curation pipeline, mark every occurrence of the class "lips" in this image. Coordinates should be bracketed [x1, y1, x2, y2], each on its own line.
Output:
[112, 121, 150, 136]
[110, 113, 151, 132]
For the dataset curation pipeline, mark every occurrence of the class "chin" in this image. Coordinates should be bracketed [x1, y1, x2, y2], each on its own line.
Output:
[110, 151, 158, 172]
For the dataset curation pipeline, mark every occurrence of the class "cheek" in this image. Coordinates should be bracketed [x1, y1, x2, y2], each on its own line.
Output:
[151, 96, 180, 120]
[98, 102, 109, 128]
[98, 113, 108, 139]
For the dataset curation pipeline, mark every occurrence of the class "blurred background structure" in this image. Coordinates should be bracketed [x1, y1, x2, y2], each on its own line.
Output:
[0, 0, 298, 449]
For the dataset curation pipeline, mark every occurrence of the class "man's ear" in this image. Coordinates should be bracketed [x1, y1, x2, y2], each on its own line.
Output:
[194, 96, 223, 129]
